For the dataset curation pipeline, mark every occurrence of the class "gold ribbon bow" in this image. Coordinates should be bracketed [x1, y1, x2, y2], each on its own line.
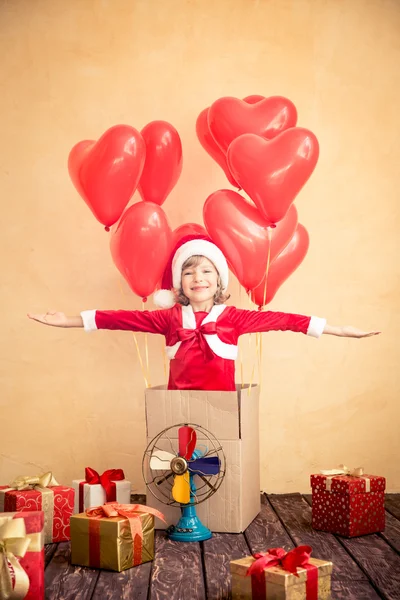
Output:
[0, 472, 59, 544]
[0, 519, 31, 600]
[8, 472, 59, 491]
[320, 464, 370, 491]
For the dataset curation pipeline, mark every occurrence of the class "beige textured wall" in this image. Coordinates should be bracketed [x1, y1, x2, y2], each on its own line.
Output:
[1, 0, 399, 494]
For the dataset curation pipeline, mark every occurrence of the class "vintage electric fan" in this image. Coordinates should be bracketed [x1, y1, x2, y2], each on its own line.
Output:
[142, 423, 226, 541]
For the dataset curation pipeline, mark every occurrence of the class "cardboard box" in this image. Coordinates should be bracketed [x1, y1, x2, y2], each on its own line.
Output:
[144, 384, 260, 533]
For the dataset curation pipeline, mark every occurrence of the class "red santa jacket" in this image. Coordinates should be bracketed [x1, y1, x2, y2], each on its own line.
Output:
[81, 304, 326, 391]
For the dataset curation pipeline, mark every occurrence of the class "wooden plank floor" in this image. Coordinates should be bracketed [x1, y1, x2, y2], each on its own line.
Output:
[43, 494, 400, 600]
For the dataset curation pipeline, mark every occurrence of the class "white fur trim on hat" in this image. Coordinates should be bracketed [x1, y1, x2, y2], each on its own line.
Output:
[172, 240, 229, 291]
[153, 289, 176, 309]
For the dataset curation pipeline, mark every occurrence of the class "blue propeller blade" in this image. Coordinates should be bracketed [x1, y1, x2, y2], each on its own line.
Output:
[189, 456, 220, 476]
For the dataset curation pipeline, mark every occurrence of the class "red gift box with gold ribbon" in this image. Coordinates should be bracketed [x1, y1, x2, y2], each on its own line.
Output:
[0, 472, 74, 544]
[0, 511, 45, 600]
[310, 465, 386, 537]
[70, 502, 165, 571]
[230, 546, 332, 599]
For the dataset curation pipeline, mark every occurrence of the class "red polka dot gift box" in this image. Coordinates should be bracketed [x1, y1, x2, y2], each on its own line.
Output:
[310, 468, 386, 537]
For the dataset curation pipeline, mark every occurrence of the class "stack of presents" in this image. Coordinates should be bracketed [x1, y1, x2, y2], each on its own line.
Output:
[1, 385, 386, 599]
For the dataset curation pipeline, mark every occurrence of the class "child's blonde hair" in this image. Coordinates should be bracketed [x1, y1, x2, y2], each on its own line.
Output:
[176, 255, 230, 306]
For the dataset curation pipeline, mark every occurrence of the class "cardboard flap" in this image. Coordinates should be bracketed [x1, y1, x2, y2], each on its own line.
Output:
[145, 385, 241, 440]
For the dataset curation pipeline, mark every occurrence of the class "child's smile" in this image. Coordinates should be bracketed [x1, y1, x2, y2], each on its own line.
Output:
[181, 257, 219, 308]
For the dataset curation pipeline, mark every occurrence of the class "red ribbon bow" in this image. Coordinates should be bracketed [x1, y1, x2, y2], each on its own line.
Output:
[79, 468, 125, 512]
[247, 546, 318, 600]
[177, 322, 217, 362]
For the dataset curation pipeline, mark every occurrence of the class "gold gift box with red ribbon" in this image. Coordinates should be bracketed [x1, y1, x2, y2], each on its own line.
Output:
[70, 502, 164, 572]
[230, 546, 332, 600]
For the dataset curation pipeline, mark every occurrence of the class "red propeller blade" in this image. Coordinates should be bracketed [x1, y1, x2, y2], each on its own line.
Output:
[178, 426, 197, 459]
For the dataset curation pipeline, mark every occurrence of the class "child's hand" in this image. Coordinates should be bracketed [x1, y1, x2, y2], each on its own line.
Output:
[341, 326, 381, 338]
[324, 323, 381, 338]
[27, 311, 68, 327]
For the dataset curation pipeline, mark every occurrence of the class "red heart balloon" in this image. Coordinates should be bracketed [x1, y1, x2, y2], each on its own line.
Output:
[242, 94, 265, 104]
[196, 108, 238, 187]
[138, 121, 183, 205]
[227, 129, 319, 224]
[172, 223, 207, 246]
[203, 189, 298, 291]
[250, 224, 309, 307]
[68, 125, 146, 229]
[195, 97, 265, 187]
[110, 202, 173, 301]
[208, 96, 297, 152]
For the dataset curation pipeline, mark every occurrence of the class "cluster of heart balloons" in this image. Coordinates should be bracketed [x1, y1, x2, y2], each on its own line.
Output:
[68, 94, 319, 307]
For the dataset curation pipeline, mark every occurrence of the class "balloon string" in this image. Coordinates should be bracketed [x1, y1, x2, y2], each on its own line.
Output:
[248, 290, 257, 395]
[262, 227, 272, 308]
[247, 290, 253, 371]
[142, 301, 151, 388]
[162, 338, 168, 384]
[117, 279, 149, 388]
[248, 332, 260, 395]
[259, 331, 263, 390]
[259, 226, 272, 390]
[132, 333, 150, 389]
[238, 281, 244, 389]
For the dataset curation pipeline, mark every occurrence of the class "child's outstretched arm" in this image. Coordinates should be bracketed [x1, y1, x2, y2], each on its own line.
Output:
[229, 307, 380, 339]
[27, 308, 170, 335]
[322, 324, 380, 338]
[27, 312, 82, 327]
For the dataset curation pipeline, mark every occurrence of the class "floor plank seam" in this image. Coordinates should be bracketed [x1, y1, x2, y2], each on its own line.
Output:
[44, 545, 58, 569]
[384, 506, 400, 521]
[87, 569, 101, 600]
[377, 530, 400, 557]
[199, 541, 208, 600]
[146, 561, 154, 600]
[264, 494, 298, 547]
[239, 534, 252, 556]
[333, 534, 386, 600]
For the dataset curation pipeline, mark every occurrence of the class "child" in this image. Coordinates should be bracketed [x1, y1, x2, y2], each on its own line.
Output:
[28, 236, 380, 391]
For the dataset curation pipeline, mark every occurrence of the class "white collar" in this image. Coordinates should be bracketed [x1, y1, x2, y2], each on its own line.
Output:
[181, 304, 227, 329]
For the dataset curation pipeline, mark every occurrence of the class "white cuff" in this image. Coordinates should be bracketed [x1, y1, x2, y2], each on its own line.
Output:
[307, 316, 326, 338]
[80, 310, 98, 332]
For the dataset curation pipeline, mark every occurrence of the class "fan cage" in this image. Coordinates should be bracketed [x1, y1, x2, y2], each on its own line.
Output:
[142, 422, 226, 507]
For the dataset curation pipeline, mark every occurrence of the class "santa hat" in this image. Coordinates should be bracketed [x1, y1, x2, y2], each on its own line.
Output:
[153, 235, 229, 308]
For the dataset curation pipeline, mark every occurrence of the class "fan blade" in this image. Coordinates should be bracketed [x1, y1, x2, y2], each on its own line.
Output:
[149, 449, 176, 471]
[178, 426, 197, 459]
[189, 456, 220, 476]
[171, 473, 191, 504]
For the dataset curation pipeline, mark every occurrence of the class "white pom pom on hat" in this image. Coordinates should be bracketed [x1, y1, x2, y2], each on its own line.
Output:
[153, 235, 229, 308]
[153, 288, 176, 309]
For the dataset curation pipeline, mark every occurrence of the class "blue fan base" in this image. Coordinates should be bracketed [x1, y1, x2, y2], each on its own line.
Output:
[167, 504, 212, 542]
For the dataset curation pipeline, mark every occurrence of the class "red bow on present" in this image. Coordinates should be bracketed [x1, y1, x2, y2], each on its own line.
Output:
[84, 467, 125, 501]
[86, 502, 165, 542]
[247, 546, 318, 600]
[177, 322, 217, 362]
[79, 468, 126, 512]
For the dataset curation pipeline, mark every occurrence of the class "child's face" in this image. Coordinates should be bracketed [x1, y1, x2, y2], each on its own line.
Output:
[181, 257, 219, 305]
